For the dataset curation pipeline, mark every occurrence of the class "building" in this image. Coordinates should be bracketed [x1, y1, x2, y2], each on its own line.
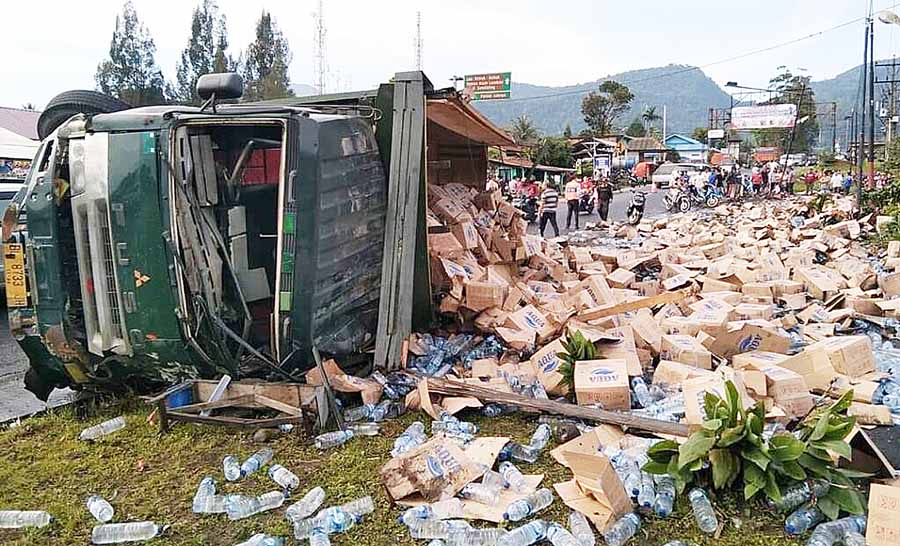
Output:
[664, 134, 708, 163]
[624, 136, 668, 164]
[488, 150, 575, 184]
[0, 107, 41, 179]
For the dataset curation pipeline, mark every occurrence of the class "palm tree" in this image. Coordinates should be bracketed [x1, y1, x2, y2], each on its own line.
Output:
[509, 114, 540, 145]
[641, 106, 661, 134]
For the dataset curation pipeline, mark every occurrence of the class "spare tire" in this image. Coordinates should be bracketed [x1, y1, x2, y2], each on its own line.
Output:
[38, 90, 131, 140]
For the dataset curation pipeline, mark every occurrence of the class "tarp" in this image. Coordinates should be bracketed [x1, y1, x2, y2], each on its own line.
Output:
[426, 97, 516, 147]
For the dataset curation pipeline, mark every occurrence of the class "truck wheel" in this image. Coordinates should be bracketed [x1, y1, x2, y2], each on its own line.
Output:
[37, 90, 131, 139]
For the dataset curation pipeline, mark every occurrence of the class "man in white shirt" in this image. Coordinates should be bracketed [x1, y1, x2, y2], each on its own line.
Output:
[564, 177, 582, 230]
[830, 170, 843, 192]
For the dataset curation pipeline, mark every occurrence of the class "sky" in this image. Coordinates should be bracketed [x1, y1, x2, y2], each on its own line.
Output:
[4, 0, 900, 108]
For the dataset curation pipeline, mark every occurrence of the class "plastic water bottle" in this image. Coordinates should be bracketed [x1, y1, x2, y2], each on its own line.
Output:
[0, 510, 53, 528]
[460, 483, 500, 505]
[86, 495, 114, 523]
[499, 461, 529, 493]
[235, 533, 286, 546]
[285, 486, 326, 523]
[315, 430, 355, 450]
[601, 513, 641, 546]
[653, 474, 675, 517]
[481, 404, 505, 418]
[509, 443, 540, 464]
[482, 469, 509, 490]
[649, 384, 666, 402]
[631, 377, 653, 408]
[446, 527, 505, 546]
[785, 504, 824, 535]
[400, 499, 464, 526]
[293, 507, 360, 539]
[608, 452, 640, 498]
[662, 542, 693, 546]
[343, 404, 374, 422]
[568, 511, 595, 546]
[498, 520, 548, 546]
[392, 422, 427, 457]
[347, 422, 380, 436]
[240, 448, 274, 477]
[90, 522, 161, 543]
[503, 488, 554, 521]
[817, 515, 866, 537]
[258, 491, 285, 511]
[637, 472, 656, 509]
[408, 519, 467, 540]
[223, 456, 241, 481]
[545, 524, 580, 546]
[341, 496, 374, 517]
[224, 492, 283, 520]
[768, 480, 830, 512]
[688, 488, 718, 534]
[79, 416, 126, 441]
[309, 530, 330, 546]
[841, 531, 867, 546]
[427, 540, 447, 546]
[268, 464, 300, 490]
[529, 424, 552, 450]
[370, 371, 400, 399]
[192, 493, 226, 514]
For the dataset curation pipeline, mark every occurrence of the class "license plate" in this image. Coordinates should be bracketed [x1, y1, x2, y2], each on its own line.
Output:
[4, 243, 28, 307]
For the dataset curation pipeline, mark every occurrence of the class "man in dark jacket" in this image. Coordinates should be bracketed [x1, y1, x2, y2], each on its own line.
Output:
[595, 177, 613, 221]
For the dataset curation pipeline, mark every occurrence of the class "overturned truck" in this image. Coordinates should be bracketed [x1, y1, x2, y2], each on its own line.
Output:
[8, 71, 507, 399]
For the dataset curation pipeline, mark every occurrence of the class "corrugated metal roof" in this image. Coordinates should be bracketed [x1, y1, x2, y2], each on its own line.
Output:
[0, 107, 41, 140]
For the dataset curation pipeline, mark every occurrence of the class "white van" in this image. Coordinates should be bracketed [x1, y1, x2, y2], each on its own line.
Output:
[651, 162, 711, 188]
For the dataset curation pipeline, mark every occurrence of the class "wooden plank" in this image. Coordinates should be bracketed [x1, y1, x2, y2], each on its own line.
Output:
[166, 411, 301, 429]
[426, 377, 691, 437]
[174, 394, 256, 414]
[194, 380, 315, 408]
[253, 394, 302, 417]
[576, 289, 689, 322]
[373, 71, 428, 371]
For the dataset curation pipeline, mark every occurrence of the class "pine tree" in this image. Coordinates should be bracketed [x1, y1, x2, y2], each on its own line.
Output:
[242, 11, 293, 101]
[212, 15, 236, 73]
[95, 1, 169, 106]
[175, 1, 235, 104]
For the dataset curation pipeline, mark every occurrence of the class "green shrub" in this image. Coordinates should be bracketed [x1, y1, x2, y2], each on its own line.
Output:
[556, 330, 595, 396]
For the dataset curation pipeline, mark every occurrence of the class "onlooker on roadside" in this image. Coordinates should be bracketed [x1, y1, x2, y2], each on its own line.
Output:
[843, 172, 853, 194]
[564, 176, 581, 230]
[538, 182, 560, 237]
[486, 177, 500, 192]
[751, 169, 762, 193]
[596, 177, 614, 222]
[830, 170, 843, 192]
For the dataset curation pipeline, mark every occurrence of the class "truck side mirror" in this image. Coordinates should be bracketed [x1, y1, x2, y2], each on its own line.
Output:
[197, 73, 244, 101]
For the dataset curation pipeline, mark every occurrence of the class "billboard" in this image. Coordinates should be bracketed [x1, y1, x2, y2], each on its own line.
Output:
[707, 129, 725, 139]
[731, 104, 798, 130]
[464, 72, 511, 100]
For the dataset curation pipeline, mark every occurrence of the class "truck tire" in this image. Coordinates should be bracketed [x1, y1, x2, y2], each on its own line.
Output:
[37, 90, 131, 140]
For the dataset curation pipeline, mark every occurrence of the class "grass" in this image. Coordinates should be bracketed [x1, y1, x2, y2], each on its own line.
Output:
[0, 399, 804, 546]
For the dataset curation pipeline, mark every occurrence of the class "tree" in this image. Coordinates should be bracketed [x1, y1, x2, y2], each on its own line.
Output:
[242, 11, 293, 101]
[533, 136, 573, 168]
[691, 127, 708, 144]
[21, 103, 35, 111]
[563, 123, 573, 138]
[95, 1, 170, 106]
[581, 80, 634, 136]
[642, 106, 661, 132]
[753, 66, 818, 153]
[175, 0, 235, 104]
[508, 115, 540, 146]
[625, 118, 646, 137]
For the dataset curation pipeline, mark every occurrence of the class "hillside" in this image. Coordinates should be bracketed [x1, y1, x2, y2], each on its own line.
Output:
[473, 64, 732, 137]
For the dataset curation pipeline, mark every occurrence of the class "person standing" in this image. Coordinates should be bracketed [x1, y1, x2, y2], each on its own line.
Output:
[564, 176, 581, 230]
[830, 170, 843, 193]
[538, 182, 560, 237]
[596, 177, 613, 222]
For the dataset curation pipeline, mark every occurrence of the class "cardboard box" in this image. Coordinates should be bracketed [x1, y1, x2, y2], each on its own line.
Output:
[733, 303, 774, 321]
[429, 232, 465, 257]
[779, 350, 837, 391]
[866, 483, 900, 546]
[687, 311, 729, 338]
[660, 334, 713, 369]
[595, 326, 643, 376]
[756, 365, 810, 400]
[732, 350, 790, 369]
[465, 280, 507, 312]
[776, 394, 814, 417]
[683, 374, 727, 424]
[661, 315, 701, 336]
[806, 336, 875, 378]
[530, 338, 568, 396]
[849, 402, 894, 425]
[652, 359, 715, 385]
[506, 305, 555, 343]
[606, 268, 636, 289]
[451, 221, 480, 249]
[574, 359, 630, 409]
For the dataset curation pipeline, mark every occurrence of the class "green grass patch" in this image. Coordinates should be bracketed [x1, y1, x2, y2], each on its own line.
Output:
[0, 399, 803, 545]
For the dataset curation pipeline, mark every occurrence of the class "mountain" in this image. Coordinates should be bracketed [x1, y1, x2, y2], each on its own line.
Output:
[472, 64, 732, 138]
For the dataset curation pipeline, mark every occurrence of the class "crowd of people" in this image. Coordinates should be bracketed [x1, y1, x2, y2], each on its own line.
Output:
[500, 175, 616, 238]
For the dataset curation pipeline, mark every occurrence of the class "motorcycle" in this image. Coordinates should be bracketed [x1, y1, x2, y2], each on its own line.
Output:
[626, 190, 647, 225]
[512, 195, 538, 223]
[686, 185, 723, 208]
[663, 187, 691, 213]
[579, 192, 595, 214]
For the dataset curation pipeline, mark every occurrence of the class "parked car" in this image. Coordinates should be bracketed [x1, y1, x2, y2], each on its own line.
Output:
[651, 162, 711, 188]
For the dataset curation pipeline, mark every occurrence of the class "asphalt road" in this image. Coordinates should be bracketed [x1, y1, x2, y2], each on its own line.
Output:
[526, 188, 669, 236]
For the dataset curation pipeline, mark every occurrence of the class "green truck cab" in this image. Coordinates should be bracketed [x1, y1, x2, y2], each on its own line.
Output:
[6, 73, 422, 399]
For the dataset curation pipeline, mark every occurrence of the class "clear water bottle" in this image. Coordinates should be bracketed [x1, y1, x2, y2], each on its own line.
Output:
[90, 522, 161, 544]
[343, 404, 374, 422]
[568, 511, 595, 546]
[224, 494, 265, 520]
[192, 493, 226, 514]
[498, 520, 548, 546]
[408, 520, 454, 539]
[767, 480, 830, 512]
[601, 513, 641, 546]
[806, 527, 839, 546]
[240, 448, 274, 477]
[482, 469, 509, 490]
[86, 495, 114, 523]
[509, 443, 540, 464]
[427, 540, 447, 546]
[285, 486, 325, 523]
[460, 483, 500, 505]
[662, 542, 693, 546]
[817, 516, 866, 537]
[0, 510, 53, 529]
[446, 527, 505, 546]
[268, 464, 300, 490]
[546, 523, 580, 546]
[370, 371, 400, 399]
[309, 530, 330, 546]
[235, 533, 286, 546]
[688, 488, 718, 534]
[503, 488, 554, 521]
[294, 507, 360, 539]
[258, 491, 285, 511]
[652, 474, 675, 518]
[631, 377, 653, 408]
[529, 424, 552, 450]
[637, 472, 656, 509]
[341, 496, 374, 517]
[499, 461, 529, 493]
[392, 422, 427, 457]
[223, 455, 241, 481]
[315, 430, 355, 450]
[481, 404, 505, 418]
[841, 531, 867, 546]
[347, 422, 381, 436]
[648, 384, 666, 402]
[79, 416, 126, 441]
[785, 504, 824, 535]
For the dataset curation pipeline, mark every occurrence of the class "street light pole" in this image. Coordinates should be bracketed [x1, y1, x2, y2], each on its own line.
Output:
[869, 16, 876, 187]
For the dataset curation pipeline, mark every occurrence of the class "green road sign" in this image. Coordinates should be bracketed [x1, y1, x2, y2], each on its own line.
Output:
[464, 72, 511, 100]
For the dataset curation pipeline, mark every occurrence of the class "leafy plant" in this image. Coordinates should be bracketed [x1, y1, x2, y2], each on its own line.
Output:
[809, 192, 831, 214]
[644, 383, 865, 518]
[556, 330, 595, 396]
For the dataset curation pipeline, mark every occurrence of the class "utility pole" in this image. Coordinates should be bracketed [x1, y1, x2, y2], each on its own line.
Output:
[314, 0, 327, 95]
[832, 102, 837, 155]
[858, 19, 869, 193]
[868, 15, 876, 187]
[415, 11, 423, 71]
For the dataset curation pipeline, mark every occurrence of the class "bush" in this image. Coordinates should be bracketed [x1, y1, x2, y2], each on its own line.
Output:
[556, 330, 595, 396]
